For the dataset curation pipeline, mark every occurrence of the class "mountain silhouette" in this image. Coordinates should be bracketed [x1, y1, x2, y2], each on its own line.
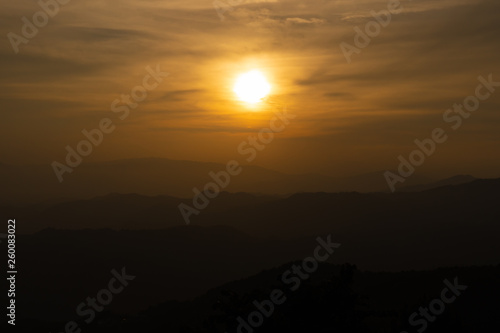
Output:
[0, 158, 441, 205]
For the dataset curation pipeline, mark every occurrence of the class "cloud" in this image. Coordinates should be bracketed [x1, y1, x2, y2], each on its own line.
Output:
[0, 0, 499, 176]
[286, 17, 326, 24]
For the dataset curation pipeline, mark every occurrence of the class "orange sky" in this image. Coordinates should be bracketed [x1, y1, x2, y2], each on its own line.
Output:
[1, 0, 499, 178]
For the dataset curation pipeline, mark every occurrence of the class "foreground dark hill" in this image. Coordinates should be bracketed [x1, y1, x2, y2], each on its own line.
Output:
[17, 263, 500, 332]
[13, 227, 321, 322]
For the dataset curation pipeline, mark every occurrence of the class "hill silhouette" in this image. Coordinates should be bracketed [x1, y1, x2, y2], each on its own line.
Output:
[15, 263, 500, 333]
[0, 158, 440, 205]
[4, 177, 499, 331]
[399, 175, 477, 192]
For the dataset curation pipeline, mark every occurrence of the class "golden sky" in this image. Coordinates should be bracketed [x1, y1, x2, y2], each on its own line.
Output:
[1, 0, 499, 178]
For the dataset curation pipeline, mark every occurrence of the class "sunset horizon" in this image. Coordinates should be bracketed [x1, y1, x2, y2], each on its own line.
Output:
[1, 0, 499, 332]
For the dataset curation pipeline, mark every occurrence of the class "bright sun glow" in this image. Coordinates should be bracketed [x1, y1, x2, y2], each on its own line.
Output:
[233, 70, 271, 104]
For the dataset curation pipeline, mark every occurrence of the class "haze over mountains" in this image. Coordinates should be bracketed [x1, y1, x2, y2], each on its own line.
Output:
[6, 178, 500, 265]
[4, 162, 499, 331]
[2, 157, 498, 331]
[0, 158, 480, 205]
[10, 178, 500, 327]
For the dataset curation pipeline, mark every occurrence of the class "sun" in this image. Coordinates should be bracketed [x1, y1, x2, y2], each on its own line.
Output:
[233, 70, 271, 104]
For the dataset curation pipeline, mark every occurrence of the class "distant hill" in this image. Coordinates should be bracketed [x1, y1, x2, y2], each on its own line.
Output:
[399, 174, 476, 192]
[8, 176, 500, 234]
[0, 158, 435, 204]
[0, 158, 333, 204]
[5, 191, 280, 232]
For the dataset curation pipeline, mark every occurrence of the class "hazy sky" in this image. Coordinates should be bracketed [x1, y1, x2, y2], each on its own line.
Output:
[1, 0, 499, 178]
